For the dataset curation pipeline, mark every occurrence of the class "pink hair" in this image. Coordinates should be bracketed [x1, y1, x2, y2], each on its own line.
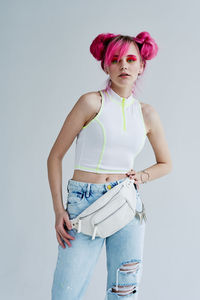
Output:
[90, 32, 159, 95]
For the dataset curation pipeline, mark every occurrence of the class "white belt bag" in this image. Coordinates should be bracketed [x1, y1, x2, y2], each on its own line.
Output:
[70, 178, 146, 240]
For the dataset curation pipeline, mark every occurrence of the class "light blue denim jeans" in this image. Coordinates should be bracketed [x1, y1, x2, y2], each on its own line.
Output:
[51, 177, 147, 300]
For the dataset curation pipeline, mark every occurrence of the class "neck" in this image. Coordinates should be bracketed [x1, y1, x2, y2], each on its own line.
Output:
[110, 83, 132, 99]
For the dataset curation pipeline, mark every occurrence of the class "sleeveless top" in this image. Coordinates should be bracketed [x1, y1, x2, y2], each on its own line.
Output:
[73, 86, 147, 174]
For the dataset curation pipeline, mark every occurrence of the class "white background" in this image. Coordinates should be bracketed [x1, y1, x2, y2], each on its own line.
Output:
[1, 0, 199, 299]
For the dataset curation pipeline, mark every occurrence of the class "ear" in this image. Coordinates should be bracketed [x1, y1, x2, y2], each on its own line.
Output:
[139, 61, 144, 74]
[104, 66, 109, 75]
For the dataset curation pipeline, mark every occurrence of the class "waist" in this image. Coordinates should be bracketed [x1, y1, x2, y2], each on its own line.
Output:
[67, 171, 138, 191]
[67, 176, 138, 194]
[71, 169, 128, 184]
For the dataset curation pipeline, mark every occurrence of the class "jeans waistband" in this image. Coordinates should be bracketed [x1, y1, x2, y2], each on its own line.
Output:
[67, 177, 137, 197]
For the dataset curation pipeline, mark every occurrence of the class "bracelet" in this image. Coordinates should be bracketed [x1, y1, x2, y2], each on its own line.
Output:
[140, 170, 150, 184]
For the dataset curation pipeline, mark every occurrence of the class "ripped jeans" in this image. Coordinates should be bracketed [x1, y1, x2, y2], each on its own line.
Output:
[51, 177, 147, 300]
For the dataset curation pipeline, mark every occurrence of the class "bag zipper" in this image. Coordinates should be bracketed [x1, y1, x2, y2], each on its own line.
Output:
[76, 188, 126, 237]
[93, 201, 128, 226]
[78, 185, 124, 221]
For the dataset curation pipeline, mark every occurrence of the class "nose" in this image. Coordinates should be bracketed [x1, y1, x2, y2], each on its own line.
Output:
[120, 60, 128, 70]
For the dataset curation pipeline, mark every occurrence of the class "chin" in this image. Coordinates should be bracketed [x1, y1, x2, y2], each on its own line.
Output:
[118, 80, 135, 87]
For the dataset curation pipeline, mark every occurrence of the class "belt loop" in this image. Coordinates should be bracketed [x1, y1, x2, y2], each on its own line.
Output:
[86, 183, 91, 197]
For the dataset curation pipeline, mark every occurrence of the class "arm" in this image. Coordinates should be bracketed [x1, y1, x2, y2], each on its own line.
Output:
[127, 103, 173, 186]
[47, 92, 99, 215]
[47, 96, 86, 216]
[47, 92, 100, 248]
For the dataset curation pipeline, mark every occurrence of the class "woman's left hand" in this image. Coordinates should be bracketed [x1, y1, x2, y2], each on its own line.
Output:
[125, 169, 141, 190]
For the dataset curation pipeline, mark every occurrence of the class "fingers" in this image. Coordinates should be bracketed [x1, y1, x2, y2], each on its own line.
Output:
[61, 227, 75, 240]
[56, 228, 75, 248]
[56, 231, 67, 248]
[126, 169, 140, 190]
[55, 213, 76, 248]
[126, 169, 136, 176]
[57, 231, 73, 248]
[126, 172, 135, 180]
[64, 217, 72, 231]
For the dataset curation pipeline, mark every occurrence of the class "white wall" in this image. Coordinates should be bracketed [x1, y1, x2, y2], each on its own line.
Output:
[1, 0, 199, 299]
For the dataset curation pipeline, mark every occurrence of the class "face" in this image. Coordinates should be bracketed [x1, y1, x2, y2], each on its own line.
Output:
[104, 42, 144, 89]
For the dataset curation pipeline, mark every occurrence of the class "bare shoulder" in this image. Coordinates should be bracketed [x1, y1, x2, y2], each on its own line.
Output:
[47, 91, 102, 160]
[66, 90, 101, 126]
[140, 101, 160, 135]
[77, 91, 102, 126]
[67, 90, 102, 124]
[79, 91, 102, 109]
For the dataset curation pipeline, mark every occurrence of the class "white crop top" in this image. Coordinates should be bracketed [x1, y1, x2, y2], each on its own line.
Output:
[74, 86, 147, 174]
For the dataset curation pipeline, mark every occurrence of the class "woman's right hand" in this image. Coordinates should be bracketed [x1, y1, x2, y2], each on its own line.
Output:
[55, 209, 75, 248]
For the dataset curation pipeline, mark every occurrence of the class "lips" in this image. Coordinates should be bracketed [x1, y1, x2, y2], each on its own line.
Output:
[119, 73, 130, 77]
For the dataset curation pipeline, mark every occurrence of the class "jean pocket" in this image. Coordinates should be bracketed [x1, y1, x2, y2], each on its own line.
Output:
[68, 190, 87, 204]
[66, 192, 89, 220]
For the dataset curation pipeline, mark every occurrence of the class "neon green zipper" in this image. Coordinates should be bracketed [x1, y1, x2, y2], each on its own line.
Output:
[122, 98, 126, 131]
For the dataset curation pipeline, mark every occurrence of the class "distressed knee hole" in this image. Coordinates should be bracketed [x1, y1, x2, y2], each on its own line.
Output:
[119, 262, 140, 273]
[112, 284, 137, 296]
[113, 261, 141, 295]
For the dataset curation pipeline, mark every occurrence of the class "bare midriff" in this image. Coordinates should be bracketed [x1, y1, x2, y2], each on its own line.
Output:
[71, 169, 127, 184]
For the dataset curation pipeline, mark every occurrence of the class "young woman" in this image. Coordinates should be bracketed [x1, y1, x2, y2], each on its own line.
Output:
[47, 32, 172, 300]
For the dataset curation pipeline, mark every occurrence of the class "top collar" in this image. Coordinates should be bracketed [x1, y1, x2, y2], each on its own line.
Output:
[106, 86, 135, 105]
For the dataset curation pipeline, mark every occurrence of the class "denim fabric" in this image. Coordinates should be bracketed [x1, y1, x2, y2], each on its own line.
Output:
[51, 177, 146, 300]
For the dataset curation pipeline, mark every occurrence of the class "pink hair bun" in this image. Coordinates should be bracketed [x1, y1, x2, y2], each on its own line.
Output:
[133, 31, 158, 60]
[90, 33, 118, 61]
